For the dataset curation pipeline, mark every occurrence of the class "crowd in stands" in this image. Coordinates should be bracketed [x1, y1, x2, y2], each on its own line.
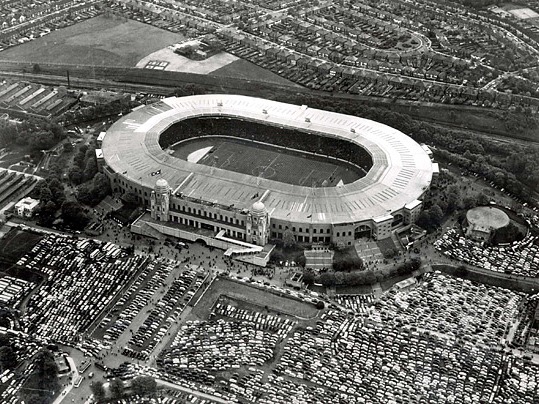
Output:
[435, 229, 539, 277]
[159, 117, 373, 172]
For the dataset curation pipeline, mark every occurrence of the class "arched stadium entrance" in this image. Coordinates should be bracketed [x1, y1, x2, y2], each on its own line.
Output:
[392, 213, 404, 228]
[354, 224, 372, 239]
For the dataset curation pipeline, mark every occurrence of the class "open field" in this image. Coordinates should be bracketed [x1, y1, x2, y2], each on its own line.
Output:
[136, 48, 238, 74]
[172, 136, 363, 187]
[212, 58, 301, 87]
[0, 229, 43, 264]
[189, 277, 318, 320]
[0, 16, 184, 67]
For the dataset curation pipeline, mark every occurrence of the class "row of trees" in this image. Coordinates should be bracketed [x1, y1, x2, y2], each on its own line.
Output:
[32, 177, 89, 229]
[20, 349, 59, 404]
[91, 376, 157, 402]
[304, 258, 421, 287]
[69, 144, 97, 185]
[0, 118, 66, 152]
[0, 333, 17, 372]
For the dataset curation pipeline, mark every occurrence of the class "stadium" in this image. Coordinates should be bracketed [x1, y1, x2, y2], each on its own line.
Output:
[100, 94, 436, 257]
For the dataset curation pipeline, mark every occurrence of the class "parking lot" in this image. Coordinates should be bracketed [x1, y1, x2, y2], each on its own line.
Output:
[435, 229, 539, 277]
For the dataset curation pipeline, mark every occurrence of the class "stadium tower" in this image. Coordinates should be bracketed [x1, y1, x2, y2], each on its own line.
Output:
[246, 201, 270, 245]
[150, 179, 170, 221]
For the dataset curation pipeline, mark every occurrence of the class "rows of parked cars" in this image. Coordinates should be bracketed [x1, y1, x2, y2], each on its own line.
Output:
[375, 272, 526, 347]
[99, 258, 178, 342]
[435, 229, 539, 277]
[127, 266, 207, 360]
[18, 234, 146, 344]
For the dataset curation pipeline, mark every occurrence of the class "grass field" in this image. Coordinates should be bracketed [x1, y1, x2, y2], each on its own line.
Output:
[212, 58, 301, 87]
[172, 137, 363, 187]
[0, 16, 184, 67]
[0, 229, 43, 264]
[189, 277, 318, 321]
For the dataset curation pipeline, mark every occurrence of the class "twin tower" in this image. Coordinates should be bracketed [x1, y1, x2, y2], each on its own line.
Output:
[150, 178, 270, 246]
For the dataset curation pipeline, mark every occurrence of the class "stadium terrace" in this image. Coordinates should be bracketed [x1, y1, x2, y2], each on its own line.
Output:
[101, 94, 436, 249]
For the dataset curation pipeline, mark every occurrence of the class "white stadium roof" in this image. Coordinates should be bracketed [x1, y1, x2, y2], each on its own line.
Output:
[102, 94, 434, 225]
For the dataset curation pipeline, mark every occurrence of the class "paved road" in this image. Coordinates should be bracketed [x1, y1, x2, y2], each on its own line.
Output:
[156, 379, 228, 403]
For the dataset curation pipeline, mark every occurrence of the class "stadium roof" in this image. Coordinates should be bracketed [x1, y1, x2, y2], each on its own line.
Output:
[102, 95, 434, 225]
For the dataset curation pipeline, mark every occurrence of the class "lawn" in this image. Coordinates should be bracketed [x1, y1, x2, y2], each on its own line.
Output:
[0, 16, 185, 67]
[0, 229, 43, 264]
[212, 58, 301, 87]
[190, 277, 318, 321]
[172, 136, 362, 187]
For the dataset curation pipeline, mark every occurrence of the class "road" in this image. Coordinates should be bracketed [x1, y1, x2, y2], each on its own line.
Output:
[155, 379, 228, 403]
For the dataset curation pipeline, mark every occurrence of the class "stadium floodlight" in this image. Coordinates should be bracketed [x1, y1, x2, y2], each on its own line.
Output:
[305, 117, 311, 123]
[350, 128, 356, 133]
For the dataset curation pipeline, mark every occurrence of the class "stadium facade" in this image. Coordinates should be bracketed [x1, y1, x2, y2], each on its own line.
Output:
[100, 94, 436, 248]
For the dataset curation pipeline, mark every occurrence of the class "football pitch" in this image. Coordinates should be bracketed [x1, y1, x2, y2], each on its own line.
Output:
[172, 137, 365, 187]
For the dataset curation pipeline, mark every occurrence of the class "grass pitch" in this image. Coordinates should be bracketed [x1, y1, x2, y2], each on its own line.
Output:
[172, 136, 363, 187]
[0, 16, 184, 67]
[190, 277, 318, 321]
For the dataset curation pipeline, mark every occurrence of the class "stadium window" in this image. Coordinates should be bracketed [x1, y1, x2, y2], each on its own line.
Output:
[272, 224, 276, 228]
[241, 220, 244, 226]
[337, 232, 340, 237]
[299, 228, 303, 233]
[327, 229, 330, 234]
[313, 229, 316, 234]
[271, 232, 276, 238]
[220, 215, 223, 221]
[348, 231, 352, 236]
[278, 225, 282, 230]
[292, 227, 296, 232]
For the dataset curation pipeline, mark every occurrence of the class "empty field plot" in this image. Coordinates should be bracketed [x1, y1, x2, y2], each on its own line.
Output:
[136, 48, 238, 74]
[212, 58, 301, 87]
[171, 137, 363, 187]
[0, 16, 185, 67]
[190, 277, 318, 320]
[0, 229, 43, 264]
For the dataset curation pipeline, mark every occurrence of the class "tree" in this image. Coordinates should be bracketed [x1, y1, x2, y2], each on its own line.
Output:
[83, 156, 98, 182]
[90, 381, 106, 402]
[121, 192, 139, 205]
[429, 204, 444, 227]
[319, 271, 336, 286]
[109, 378, 124, 399]
[131, 376, 157, 396]
[282, 228, 296, 249]
[21, 349, 59, 403]
[302, 270, 315, 285]
[68, 167, 83, 185]
[0, 346, 17, 371]
[270, 250, 284, 264]
[61, 201, 88, 229]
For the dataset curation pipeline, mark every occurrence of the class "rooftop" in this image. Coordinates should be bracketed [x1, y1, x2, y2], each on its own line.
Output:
[102, 95, 434, 225]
